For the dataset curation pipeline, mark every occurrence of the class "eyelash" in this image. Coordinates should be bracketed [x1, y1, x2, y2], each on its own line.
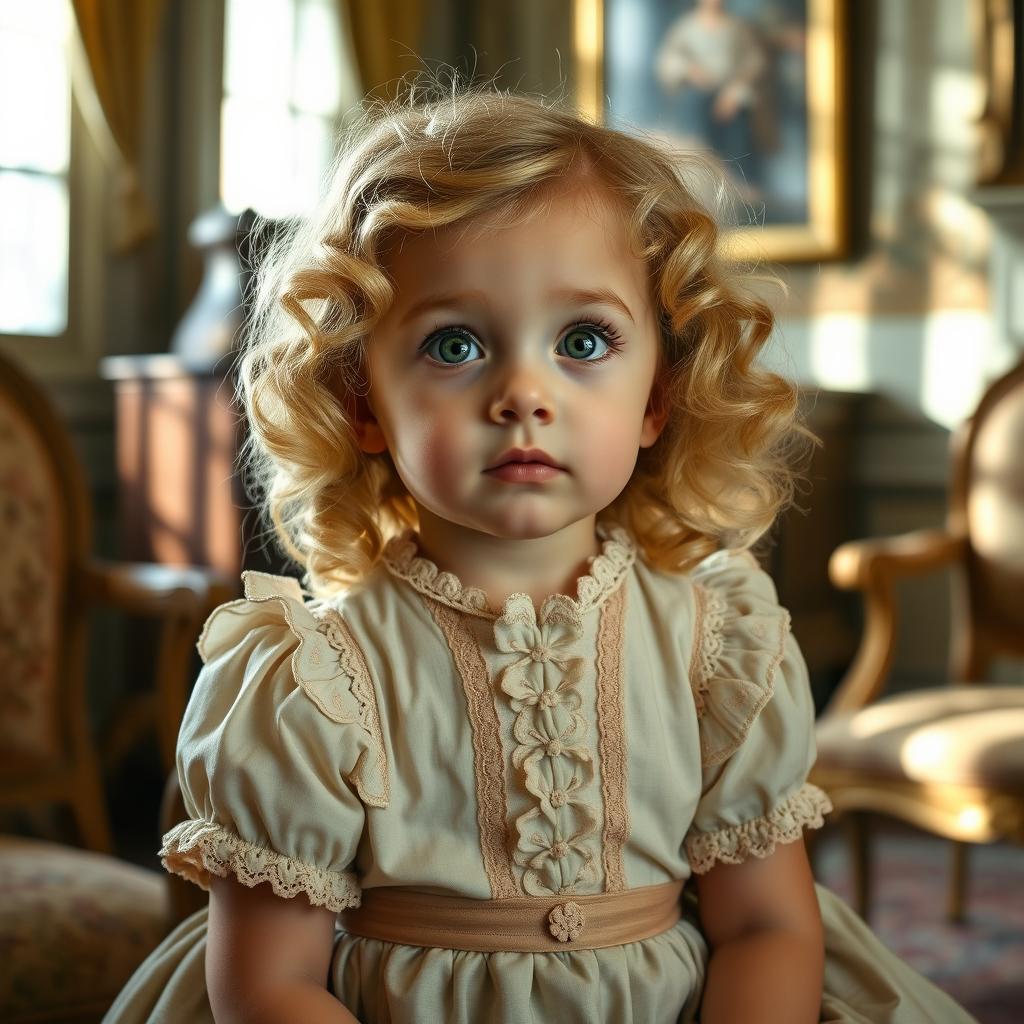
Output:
[419, 318, 625, 365]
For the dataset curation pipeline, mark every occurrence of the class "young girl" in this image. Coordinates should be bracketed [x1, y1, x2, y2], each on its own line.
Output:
[105, 88, 976, 1024]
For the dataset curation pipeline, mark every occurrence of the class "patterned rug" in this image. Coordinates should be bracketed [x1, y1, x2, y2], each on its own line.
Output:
[813, 824, 1024, 1024]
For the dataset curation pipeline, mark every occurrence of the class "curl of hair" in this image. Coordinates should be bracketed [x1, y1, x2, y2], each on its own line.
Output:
[237, 78, 814, 595]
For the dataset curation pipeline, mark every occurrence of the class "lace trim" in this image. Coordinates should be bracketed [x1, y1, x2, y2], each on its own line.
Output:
[314, 608, 390, 808]
[425, 597, 520, 900]
[684, 783, 833, 875]
[689, 584, 728, 716]
[160, 819, 362, 913]
[382, 524, 637, 620]
[595, 584, 629, 892]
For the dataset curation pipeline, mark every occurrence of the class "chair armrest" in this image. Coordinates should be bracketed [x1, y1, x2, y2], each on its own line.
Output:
[81, 561, 236, 771]
[80, 561, 235, 619]
[823, 529, 966, 716]
[829, 528, 967, 591]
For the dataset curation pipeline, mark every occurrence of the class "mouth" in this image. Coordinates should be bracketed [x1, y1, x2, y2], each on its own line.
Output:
[485, 448, 564, 472]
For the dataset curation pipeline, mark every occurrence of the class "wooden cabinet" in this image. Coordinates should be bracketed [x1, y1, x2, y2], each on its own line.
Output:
[101, 354, 282, 583]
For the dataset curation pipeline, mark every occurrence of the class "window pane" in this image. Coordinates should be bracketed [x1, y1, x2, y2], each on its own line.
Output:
[0, 0, 66, 35]
[221, 96, 295, 216]
[292, 0, 341, 115]
[0, 33, 69, 172]
[224, 0, 294, 102]
[0, 171, 68, 336]
[292, 113, 334, 203]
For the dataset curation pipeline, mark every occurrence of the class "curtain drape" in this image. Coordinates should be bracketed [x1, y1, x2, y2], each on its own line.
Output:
[340, 0, 425, 98]
[70, 0, 166, 250]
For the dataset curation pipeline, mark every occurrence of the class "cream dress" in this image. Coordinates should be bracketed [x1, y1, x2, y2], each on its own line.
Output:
[104, 527, 975, 1024]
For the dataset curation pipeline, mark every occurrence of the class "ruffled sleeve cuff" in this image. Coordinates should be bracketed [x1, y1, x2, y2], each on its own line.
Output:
[161, 819, 362, 913]
[690, 550, 792, 767]
[684, 782, 833, 874]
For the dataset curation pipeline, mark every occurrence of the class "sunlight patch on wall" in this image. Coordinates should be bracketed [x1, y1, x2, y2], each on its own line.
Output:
[809, 313, 870, 391]
[920, 311, 991, 428]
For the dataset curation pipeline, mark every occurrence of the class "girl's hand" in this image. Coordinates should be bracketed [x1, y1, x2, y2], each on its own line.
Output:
[695, 838, 824, 1024]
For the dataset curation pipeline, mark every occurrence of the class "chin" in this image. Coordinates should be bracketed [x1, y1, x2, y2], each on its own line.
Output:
[481, 510, 591, 541]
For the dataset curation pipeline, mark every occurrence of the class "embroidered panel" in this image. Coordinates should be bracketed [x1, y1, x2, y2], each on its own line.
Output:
[496, 595, 602, 896]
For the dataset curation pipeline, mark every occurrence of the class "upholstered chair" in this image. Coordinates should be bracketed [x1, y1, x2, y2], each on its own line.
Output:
[811, 356, 1024, 923]
[0, 352, 231, 1023]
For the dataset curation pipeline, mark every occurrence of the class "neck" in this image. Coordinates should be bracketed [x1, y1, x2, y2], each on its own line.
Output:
[414, 509, 603, 610]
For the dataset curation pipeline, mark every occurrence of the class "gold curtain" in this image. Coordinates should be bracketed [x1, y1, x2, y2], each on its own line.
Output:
[70, 0, 166, 250]
[341, 0, 425, 97]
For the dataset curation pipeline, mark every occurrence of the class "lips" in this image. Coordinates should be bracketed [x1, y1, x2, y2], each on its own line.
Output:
[485, 447, 564, 471]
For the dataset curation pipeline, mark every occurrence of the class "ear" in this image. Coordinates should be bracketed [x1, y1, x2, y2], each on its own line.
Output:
[639, 374, 669, 448]
[348, 391, 388, 455]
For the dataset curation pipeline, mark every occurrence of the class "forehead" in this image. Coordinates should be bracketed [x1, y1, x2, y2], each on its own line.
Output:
[381, 183, 651, 308]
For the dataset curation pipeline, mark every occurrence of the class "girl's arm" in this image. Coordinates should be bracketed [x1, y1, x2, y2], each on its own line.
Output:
[695, 838, 823, 1024]
[206, 874, 359, 1024]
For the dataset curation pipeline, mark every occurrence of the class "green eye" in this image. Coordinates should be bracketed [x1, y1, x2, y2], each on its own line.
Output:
[424, 330, 481, 365]
[558, 328, 609, 360]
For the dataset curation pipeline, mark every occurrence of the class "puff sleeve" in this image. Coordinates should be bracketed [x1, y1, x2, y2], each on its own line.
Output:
[683, 551, 832, 874]
[159, 571, 390, 912]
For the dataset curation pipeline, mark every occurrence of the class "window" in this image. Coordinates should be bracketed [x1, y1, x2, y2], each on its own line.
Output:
[221, 0, 356, 217]
[0, 0, 71, 336]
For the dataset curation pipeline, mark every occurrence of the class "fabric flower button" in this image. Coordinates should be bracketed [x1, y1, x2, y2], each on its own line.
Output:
[545, 739, 563, 757]
[548, 901, 585, 943]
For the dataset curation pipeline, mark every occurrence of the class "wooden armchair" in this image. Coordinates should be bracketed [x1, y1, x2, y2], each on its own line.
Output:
[0, 352, 232, 1023]
[811, 356, 1024, 923]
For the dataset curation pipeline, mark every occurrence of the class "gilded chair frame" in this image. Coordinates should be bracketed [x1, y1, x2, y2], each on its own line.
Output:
[812, 356, 1024, 918]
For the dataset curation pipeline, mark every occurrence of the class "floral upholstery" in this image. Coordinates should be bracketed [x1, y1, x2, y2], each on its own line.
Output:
[0, 401, 62, 768]
[0, 836, 168, 1024]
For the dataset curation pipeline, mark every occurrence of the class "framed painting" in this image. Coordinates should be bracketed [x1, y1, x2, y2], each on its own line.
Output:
[574, 0, 848, 262]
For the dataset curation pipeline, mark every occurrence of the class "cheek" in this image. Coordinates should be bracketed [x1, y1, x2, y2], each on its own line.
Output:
[574, 386, 651, 482]
[389, 402, 470, 489]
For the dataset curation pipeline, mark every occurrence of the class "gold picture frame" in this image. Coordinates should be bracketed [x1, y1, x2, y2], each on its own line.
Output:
[574, 0, 848, 262]
[974, 0, 1024, 184]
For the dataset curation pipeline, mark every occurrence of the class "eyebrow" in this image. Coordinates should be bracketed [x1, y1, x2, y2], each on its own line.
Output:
[398, 290, 489, 326]
[397, 286, 637, 326]
[550, 287, 636, 325]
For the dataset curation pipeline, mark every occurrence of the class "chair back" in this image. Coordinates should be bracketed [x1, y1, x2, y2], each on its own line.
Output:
[949, 356, 1024, 677]
[0, 354, 93, 792]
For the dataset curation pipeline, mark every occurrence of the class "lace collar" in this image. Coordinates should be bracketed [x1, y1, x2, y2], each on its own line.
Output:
[381, 524, 637, 620]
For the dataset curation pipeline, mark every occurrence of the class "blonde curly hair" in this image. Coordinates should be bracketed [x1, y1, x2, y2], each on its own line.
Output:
[238, 85, 811, 595]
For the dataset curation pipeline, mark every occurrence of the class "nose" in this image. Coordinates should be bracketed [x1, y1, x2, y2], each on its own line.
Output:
[487, 361, 556, 426]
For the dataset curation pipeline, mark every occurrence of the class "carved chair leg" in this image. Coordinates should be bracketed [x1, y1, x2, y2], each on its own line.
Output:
[72, 769, 114, 855]
[842, 812, 873, 920]
[947, 841, 970, 924]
